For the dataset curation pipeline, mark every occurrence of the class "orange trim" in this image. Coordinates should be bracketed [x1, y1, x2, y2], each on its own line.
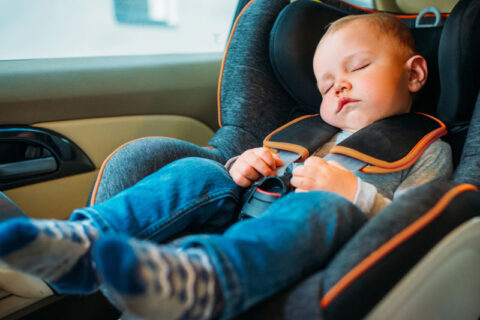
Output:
[330, 114, 447, 173]
[320, 184, 478, 309]
[264, 142, 310, 160]
[263, 114, 320, 160]
[333, 0, 449, 18]
[217, 0, 255, 128]
[257, 188, 281, 197]
[203, 146, 216, 149]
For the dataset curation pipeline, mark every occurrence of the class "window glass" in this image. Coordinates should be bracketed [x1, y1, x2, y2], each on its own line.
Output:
[344, 0, 375, 9]
[0, 0, 237, 60]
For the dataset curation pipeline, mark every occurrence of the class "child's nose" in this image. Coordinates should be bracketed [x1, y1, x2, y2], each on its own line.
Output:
[334, 80, 352, 96]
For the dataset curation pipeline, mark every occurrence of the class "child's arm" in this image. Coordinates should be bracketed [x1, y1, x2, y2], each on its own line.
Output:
[393, 140, 453, 198]
[229, 148, 283, 187]
[290, 140, 453, 217]
[290, 156, 358, 201]
[291, 157, 392, 217]
[363, 140, 452, 217]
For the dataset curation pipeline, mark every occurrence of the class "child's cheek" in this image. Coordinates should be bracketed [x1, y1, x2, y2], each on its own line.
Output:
[320, 98, 335, 121]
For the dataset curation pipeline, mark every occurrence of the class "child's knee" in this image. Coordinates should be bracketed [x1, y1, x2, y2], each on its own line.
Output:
[270, 191, 364, 222]
[166, 157, 234, 186]
[173, 157, 224, 172]
[279, 191, 348, 209]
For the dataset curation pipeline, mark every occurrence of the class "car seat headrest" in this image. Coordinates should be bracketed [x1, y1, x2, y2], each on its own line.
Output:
[269, 0, 343, 113]
[436, 0, 480, 125]
[269, 0, 446, 115]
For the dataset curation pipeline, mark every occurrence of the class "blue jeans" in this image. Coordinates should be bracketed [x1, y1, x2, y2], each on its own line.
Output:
[71, 158, 366, 319]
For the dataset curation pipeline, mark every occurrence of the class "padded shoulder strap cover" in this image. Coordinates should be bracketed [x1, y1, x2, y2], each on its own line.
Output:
[264, 113, 447, 173]
[332, 113, 447, 173]
[263, 114, 339, 160]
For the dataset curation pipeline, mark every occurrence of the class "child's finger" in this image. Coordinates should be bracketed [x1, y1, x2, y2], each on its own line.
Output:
[304, 156, 327, 166]
[254, 148, 278, 170]
[294, 156, 327, 178]
[245, 150, 275, 176]
[271, 151, 284, 167]
[236, 160, 262, 181]
[274, 158, 283, 167]
[230, 169, 252, 187]
[290, 176, 313, 190]
[292, 164, 305, 177]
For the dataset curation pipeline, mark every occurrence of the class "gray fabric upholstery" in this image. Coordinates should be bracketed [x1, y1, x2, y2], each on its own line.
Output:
[453, 91, 480, 188]
[207, 125, 260, 159]
[219, 0, 296, 142]
[236, 272, 324, 320]
[320, 181, 480, 320]
[322, 180, 457, 291]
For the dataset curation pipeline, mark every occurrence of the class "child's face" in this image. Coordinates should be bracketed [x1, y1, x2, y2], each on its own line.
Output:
[313, 20, 414, 132]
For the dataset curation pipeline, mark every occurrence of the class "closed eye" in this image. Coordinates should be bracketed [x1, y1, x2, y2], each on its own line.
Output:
[322, 84, 333, 95]
[352, 63, 369, 72]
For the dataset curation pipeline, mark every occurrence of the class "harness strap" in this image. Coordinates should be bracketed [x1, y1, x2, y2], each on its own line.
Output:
[265, 112, 447, 174]
[276, 150, 368, 176]
[331, 113, 447, 173]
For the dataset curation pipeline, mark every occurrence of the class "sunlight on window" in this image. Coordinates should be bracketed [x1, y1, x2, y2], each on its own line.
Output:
[0, 0, 237, 60]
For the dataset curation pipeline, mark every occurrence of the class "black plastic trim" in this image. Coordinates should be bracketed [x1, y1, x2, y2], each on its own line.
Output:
[0, 191, 27, 221]
[0, 126, 95, 190]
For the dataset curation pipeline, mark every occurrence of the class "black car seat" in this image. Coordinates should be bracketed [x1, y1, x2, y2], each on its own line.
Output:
[90, 0, 480, 319]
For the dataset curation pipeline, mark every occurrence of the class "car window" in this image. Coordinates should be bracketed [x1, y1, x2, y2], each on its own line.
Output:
[343, 0, 375, 9]
[0, 0, 237, 61]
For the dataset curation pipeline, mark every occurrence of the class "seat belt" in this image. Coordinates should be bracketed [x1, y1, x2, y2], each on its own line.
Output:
[240, 150, 367, 219]
[275, 150, 367, 176]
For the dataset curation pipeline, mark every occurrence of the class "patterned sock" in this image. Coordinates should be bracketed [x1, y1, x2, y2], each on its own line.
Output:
[0, 217, 100, 294]
[93, 236, 222, 320]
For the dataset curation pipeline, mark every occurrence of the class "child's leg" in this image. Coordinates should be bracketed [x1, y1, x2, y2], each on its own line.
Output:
[94, 237, 221, 320]
[92, 191, 367, 320]
[72, 157, 242, 240]
[0, 157, 242, 294]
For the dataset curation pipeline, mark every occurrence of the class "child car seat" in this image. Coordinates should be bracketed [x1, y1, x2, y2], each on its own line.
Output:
[90, 0, 480, 319]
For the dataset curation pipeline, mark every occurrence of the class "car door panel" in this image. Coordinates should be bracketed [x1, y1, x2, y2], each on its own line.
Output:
[0, 53, 220, 219]
[0, 53, 221, 128]
[0, 0, 237, 317]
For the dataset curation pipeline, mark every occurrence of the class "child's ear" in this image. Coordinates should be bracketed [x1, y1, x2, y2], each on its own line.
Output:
[406, 55, 428, 93]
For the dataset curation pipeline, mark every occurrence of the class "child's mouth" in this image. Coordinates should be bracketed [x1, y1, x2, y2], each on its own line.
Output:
[337, 97, 359, 113]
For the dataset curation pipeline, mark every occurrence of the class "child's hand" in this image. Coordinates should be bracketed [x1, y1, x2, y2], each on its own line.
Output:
[290, 156, 358, 201]
[229, 148, 283, 187]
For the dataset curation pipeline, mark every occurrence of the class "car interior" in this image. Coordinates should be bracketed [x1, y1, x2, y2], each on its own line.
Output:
[1, 0, 479, 319]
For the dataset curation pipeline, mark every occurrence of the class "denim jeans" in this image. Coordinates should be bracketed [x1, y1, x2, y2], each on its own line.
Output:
[71, 157, 366, 319]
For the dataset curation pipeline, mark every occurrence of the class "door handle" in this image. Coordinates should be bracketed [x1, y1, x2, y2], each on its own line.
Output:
[0, 127, 94, 190]
[0, 157, 57, 180]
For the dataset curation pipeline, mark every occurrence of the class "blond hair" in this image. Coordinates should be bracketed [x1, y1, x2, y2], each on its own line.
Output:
[323, 13, 418, 59]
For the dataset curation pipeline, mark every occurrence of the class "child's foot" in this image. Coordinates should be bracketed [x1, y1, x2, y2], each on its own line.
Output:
[93, 236, 222, 320]
[0, 217, 100, 294]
